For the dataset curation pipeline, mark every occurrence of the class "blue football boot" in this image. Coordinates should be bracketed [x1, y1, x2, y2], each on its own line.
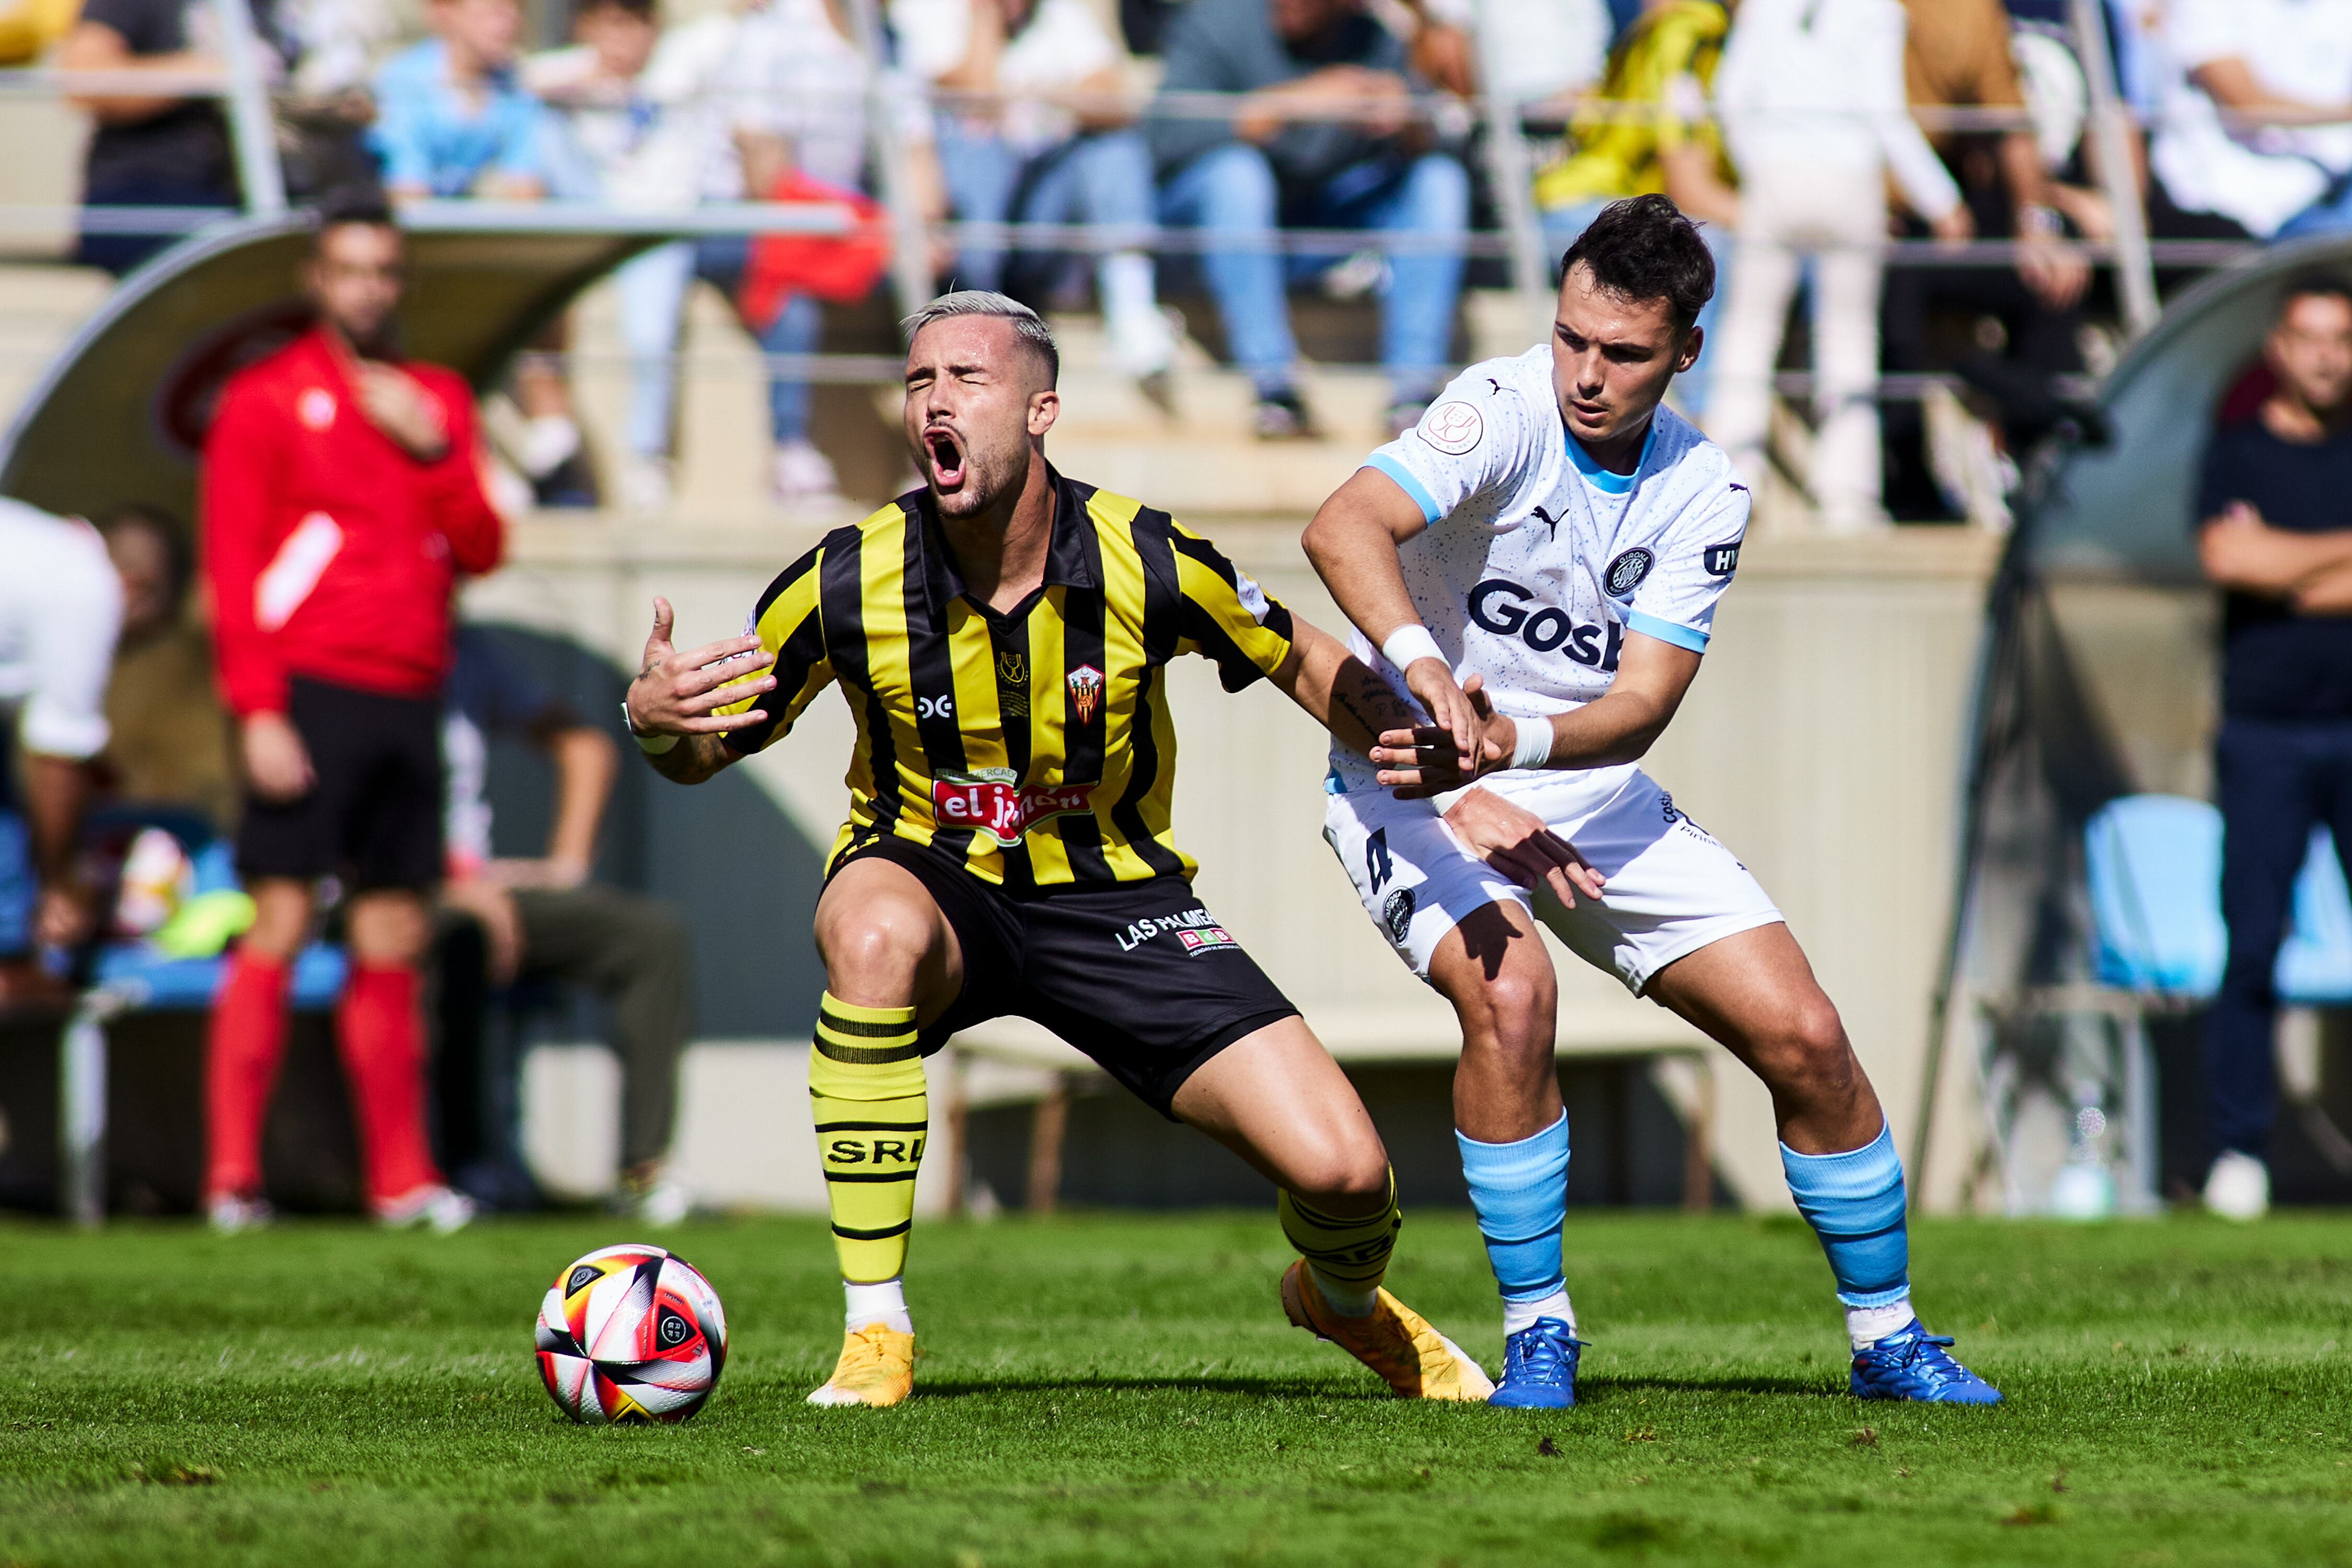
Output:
[1488, 1317, 1584, 1409]
[1848, 1319, 2002, 1404]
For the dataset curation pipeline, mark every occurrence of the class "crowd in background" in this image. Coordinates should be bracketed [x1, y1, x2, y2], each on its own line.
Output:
[34, 0, 2352, 522]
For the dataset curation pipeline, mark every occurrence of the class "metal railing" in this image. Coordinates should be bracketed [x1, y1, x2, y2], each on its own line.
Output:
[0, 0, 2287, 393]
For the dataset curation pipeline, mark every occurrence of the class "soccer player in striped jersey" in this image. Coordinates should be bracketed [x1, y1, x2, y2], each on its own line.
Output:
[624, 291, 1490, 1409]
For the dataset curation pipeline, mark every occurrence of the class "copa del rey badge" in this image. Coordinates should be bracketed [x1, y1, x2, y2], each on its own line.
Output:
[1066, 663, 1105, 724]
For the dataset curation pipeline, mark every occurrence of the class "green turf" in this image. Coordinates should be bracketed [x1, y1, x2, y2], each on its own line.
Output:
[4, 1209, 2350, 1566]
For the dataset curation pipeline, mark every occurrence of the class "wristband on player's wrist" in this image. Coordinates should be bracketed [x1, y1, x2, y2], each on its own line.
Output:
[622, 696, 679, 755]
[1380, 623, 1447, 674]
[1508, 714, 1553, 770]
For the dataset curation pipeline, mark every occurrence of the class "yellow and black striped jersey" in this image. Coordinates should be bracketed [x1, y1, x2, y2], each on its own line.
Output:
[721, 469, 1297, 889]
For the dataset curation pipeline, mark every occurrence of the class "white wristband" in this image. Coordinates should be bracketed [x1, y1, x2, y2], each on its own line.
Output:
[1380, 623, 1447, 674]
[1509, 714, 1553, 770]
[623, 697, 678, 755]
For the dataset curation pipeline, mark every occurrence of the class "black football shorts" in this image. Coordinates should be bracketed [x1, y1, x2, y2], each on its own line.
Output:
[828, 836, 1300, 1117]
[236, 677, 443, 892]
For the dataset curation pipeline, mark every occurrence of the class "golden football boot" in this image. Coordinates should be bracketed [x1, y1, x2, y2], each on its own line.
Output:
[1281, 1260, 1495, 1401]
[805, 1321, 915, 1408]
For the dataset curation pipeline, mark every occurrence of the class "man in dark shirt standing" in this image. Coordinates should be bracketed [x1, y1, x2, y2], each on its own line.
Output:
[1146, 0, 1470, 440]
[61, 0, 275, 275]
[2194, 275, 2352, 1221]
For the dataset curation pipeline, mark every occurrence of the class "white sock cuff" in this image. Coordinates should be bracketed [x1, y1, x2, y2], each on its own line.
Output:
[1844, 1296, 1913, 1351]
[1309, 1264, 1380, 1319]
[1502, 1287, 1574, 1337]
[844, 1277, 912, 1334]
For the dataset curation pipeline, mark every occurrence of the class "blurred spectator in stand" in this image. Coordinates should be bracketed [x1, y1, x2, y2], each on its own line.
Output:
[2148, 0, 2352, 243]
[1878, 0, 2092, 521]
[199, 199, 501, 1234]
[1422, 0, 1608, 124]
[1146, 0, 1473, 439]
[60, 0, 271, 275]
[2191, 277, 2352, 1222]
[0, 499, 123, 1009]
[729, 0, 945, 504]
[1528, 0, 1736, 420]
[527, 0, 744, 513]
[276, 0, 397, 200]
[373, 0, 595, 507]
[94, 505, 237, 833]
[433, 627, 694, 1222]
[895, 0, 1180, 408]
[0, 0, 76, 63]
[527, 0, 902, 514]
[1710, 0, 1964, 531]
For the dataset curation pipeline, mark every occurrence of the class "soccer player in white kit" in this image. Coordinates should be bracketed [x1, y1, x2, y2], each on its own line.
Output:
[1303, 196, 2000, 1410]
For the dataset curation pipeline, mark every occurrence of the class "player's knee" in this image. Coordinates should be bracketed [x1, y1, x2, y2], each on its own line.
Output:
[1316, 1148, 1393, 1207]
[1288, 1126, 1390, 1206]
[1760, 996, 1855, 1095]
[1488, 967, 1555, 1050]
[816, 898, 936, 988]
[1455, 964, 1554, 1064]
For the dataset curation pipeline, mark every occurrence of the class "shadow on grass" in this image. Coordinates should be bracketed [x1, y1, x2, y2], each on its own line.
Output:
[1575, 1374, 1842, 1400]
[906, 1375, 1390, 1401]
[892, 1371, 1843, 1402]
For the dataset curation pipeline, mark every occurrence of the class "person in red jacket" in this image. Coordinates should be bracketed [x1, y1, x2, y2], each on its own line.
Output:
[200, 198, 503, 1233]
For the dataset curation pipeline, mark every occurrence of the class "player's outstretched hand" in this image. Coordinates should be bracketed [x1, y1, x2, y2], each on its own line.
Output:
[627, 596, 777, 736]
[1441, 784, 1604, 907]
[1395, 656, 1485, 779]
[1374, 673, 1511, 798]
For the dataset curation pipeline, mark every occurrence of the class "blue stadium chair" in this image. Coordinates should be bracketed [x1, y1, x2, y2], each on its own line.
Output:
[2274, 829, 2352, 1004]
[2086, 794, 2352, 1005]
[2038, 794, 2352, 1216]
[2085, 793, 2227, 998]
[60, 828, 346, 1224]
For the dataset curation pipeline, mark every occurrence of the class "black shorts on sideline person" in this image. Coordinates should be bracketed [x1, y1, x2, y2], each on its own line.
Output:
[829, 835, 1299, 1117]
[236, 677, 444, 892]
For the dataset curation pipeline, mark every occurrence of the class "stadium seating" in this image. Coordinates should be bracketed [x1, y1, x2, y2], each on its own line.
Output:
[1983, 793, 2352, 1217]
[2085, 793, 2352, 1004]
[57, 822, 345, 1225]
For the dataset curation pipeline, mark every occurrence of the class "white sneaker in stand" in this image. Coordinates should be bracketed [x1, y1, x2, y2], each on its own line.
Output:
[2203, 1150, 2270, 1221]
[631, 1177, 694, 1228]
[207, 1193, 276, 1233]
[375, 1184, 477, 1234]
[1108, 303, 1180, 413]
[618, 454, 674, 515]
[771, 440, 841, 506]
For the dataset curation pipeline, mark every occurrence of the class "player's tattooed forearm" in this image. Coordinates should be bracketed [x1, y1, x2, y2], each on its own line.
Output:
[1335, 664, 1410, 728]
[1333, 690, 1379, 745]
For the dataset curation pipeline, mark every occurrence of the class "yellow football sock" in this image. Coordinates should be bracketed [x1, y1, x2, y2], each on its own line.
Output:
[809, 994, 927, 1285]
[1279, 1168, 1401, 1313]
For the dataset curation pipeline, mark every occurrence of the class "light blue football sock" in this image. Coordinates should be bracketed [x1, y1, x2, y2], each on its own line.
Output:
[1459, 1112, 1573, 1332]
[1779, 1123, 1911, 1312]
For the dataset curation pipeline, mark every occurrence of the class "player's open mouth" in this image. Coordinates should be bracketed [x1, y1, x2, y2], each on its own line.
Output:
[925, 426, 967, 491]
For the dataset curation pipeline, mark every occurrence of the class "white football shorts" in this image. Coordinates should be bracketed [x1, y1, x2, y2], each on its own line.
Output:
[1322, 768, 1783, 994]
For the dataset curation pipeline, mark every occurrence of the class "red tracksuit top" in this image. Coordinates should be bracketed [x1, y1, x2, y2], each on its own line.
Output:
[200, 328, 504, 718]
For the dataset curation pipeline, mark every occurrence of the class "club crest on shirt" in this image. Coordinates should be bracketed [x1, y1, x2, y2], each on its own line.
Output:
[1604, 547, 1655, 598]
[1382, 886, 1416, 944]
[1703, 542, 1741, 577]
[298, 387, 337, 431]
[1419, 400, 1484, 455]
[1066, 663, 1104, 724]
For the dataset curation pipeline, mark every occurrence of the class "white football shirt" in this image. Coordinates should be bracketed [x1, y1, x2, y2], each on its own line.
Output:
[1329, 344, 1750, 801]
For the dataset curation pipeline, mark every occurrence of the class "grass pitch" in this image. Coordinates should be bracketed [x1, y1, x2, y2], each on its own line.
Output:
[3, 1209, 2349, 1567]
